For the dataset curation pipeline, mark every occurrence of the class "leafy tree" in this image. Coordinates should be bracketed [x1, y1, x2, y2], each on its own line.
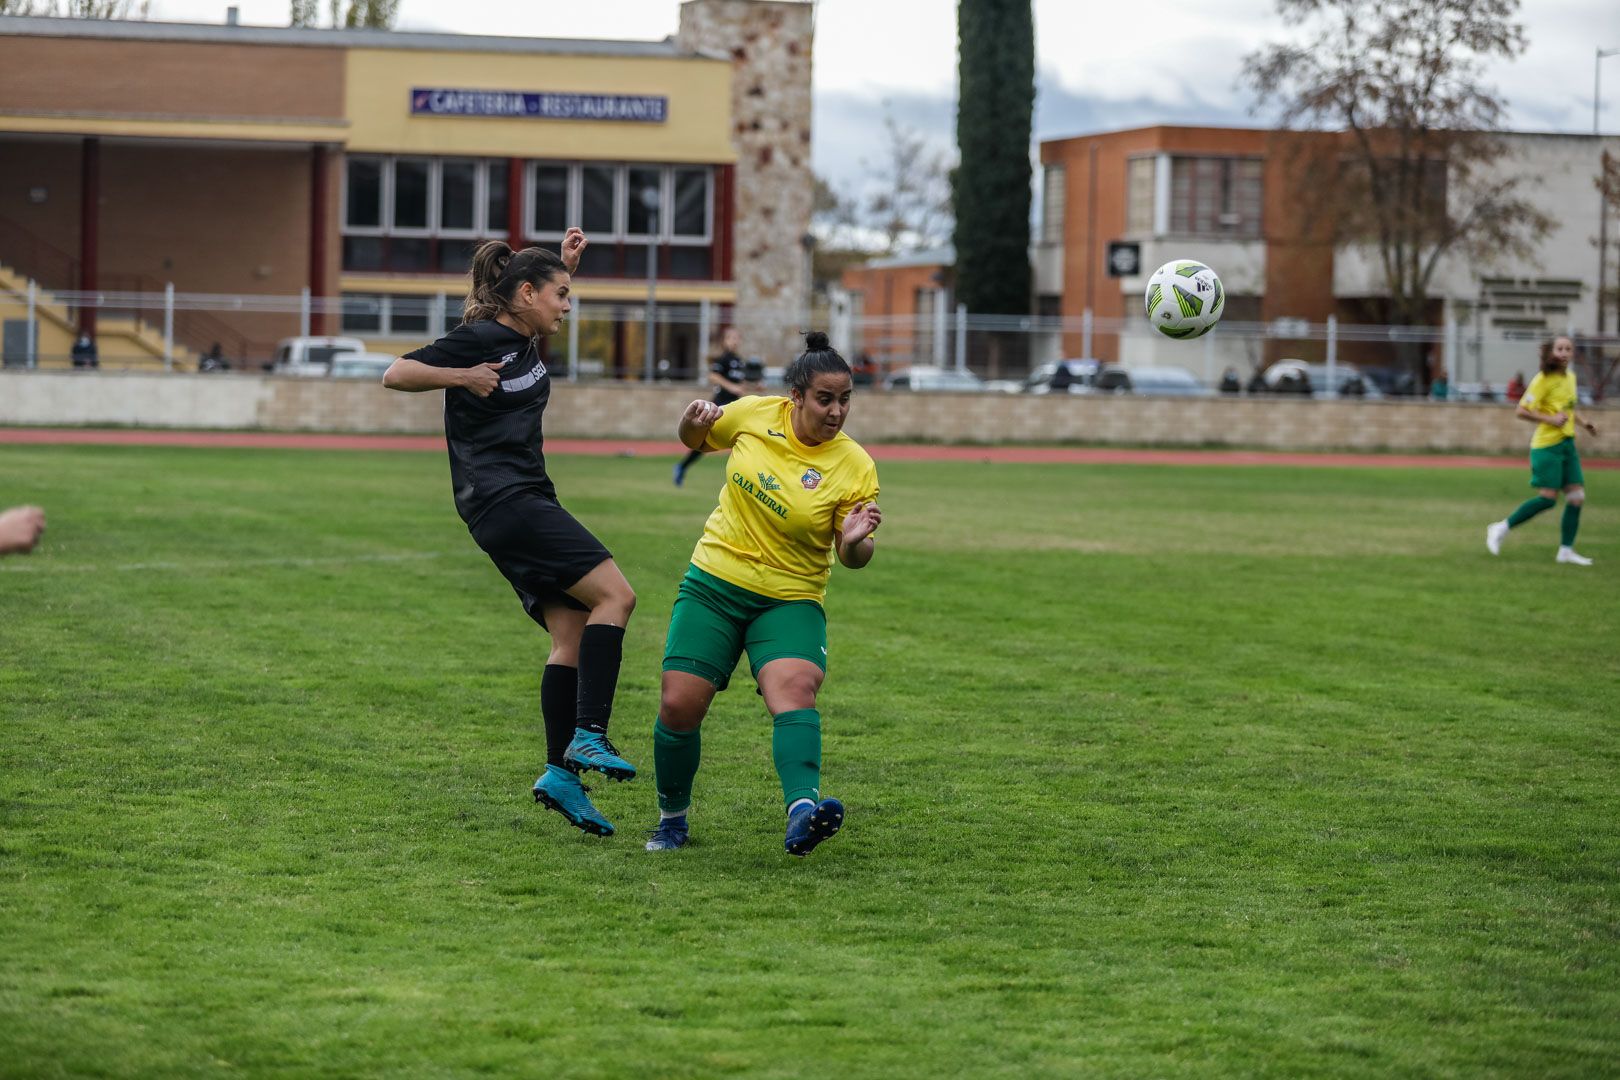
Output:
[1244, 0, 1552, 381]
[952, 0, 1033, 316]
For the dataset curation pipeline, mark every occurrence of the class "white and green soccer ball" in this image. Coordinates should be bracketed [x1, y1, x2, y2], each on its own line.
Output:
[1144, 259, 1225, 340]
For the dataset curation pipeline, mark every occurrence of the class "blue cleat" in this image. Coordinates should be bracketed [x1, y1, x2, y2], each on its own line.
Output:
[644, 814, 690, 852]
[564, 731, 637, 781]
[784, 797, 844, 857]
[533, 764, 614, 836]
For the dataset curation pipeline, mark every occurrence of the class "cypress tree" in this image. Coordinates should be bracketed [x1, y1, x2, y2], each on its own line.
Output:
[953, 0, 1034, 315]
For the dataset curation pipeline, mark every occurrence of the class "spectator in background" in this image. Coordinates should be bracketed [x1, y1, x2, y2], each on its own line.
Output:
[199, 343, 230, 373]
[673, 326, 761, 488]
[850, 352, 878, 388]
[1430, 368, 1449, 401]
[1219, 367, 1242, 394]
[1048, 362, 1074, 393]
[0, 505, 46, 556]
[1506, 371, 1526, 400]
[71, 332, 98, 369]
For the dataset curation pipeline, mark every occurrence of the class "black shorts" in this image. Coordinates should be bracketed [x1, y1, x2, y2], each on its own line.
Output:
[467, 493, 612, 630]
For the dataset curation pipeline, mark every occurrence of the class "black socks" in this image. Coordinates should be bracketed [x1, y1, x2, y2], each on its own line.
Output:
[575, 623, 625, 735]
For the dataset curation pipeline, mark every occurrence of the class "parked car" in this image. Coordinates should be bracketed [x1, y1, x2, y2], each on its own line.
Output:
[1265, 360, 1382, 399]
[329, 353, 399, 380]
[884, 366, 987, 392]
[1023, 359, 1132, 395]
[269, 336, 367, 377]
[1124, 366, 1212, 397]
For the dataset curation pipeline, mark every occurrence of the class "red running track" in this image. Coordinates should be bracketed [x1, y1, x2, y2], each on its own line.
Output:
[2, 427, 1615, 470]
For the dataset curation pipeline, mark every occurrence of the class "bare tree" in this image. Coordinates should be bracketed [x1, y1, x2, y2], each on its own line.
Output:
[1245, 0, 1552, 381]
[861, 109, 955, 256]
[292, 0, 398, 29]
[2, 0, 150, 14]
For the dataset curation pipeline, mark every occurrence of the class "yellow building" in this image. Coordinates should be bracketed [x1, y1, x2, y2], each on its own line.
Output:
[0, 2, 814, 372]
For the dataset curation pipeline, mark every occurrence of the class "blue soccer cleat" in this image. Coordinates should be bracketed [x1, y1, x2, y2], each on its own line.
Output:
[533, 764, 614, 836]
[784, 797, 844, 857]
[564, 731, 637, 781]
[672, 463, 687, 487]
[644, 814, 690, 852]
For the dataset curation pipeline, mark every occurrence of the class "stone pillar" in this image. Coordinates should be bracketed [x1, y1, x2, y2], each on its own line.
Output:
[677, 0, 814, 366]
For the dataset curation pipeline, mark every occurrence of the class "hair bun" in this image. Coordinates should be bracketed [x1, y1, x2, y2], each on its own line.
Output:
[804, 331, 831, 352]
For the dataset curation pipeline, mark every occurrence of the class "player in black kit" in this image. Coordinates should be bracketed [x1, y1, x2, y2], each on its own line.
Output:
[673, 326, 763, 487]
[383, 229, 637, 837]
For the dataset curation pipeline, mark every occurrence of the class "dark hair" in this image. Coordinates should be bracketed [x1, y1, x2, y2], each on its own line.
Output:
[784, 331, 851, 394]
[1538, 335, 1574, 375]
[463, 240, 569, 324]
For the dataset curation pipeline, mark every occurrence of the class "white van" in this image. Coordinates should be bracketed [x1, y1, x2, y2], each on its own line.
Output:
[269, 336, 368, 377]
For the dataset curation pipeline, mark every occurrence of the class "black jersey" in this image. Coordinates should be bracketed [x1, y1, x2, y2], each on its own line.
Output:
[711, 350, 750, 406]
[403, 319, 555, 524]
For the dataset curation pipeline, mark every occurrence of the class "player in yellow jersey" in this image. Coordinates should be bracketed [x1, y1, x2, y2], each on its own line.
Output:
[1485, 335, 1599, 564]
[645, 331, 882, 856]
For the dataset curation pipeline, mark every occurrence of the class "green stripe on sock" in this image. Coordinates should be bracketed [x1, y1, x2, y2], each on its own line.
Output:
[653, 720, 701, 814]
[1561, 502, 1582, 547]
[771, 708, 822, 809]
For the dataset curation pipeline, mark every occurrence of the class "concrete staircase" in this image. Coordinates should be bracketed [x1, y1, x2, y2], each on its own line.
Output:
[0, 263, 198, 371]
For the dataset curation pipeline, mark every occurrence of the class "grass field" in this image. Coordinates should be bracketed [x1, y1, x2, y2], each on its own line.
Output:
[2, 443, 1617, 1079]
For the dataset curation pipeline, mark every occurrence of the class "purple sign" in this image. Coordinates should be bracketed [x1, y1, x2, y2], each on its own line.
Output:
[411, 88, 668, 123]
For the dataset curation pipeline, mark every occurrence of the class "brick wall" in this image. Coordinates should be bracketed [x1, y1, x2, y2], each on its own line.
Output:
[3, 371, 1615, 457]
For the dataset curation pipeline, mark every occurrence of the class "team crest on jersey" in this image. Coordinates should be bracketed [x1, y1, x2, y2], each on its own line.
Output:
[800, 468, 822, 490]
[757, 472, 782, 492]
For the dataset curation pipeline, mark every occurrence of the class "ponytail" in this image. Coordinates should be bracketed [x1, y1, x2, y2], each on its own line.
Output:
[462, 240, 569, 325]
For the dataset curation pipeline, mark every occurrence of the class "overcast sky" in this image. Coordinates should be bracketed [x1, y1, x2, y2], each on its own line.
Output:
[149, 0, 1620, 198]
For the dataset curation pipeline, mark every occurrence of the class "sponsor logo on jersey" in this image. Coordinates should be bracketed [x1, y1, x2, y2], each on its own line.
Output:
[731, 471, 789, 519]
[499, 356, 546, 393]
[800, 468, 822, 490]
[758, 472, 781, 491]
[767, 428, 787, 439]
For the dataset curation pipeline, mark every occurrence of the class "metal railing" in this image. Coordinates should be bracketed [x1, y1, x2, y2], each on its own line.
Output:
[4, 283, 1617, 399]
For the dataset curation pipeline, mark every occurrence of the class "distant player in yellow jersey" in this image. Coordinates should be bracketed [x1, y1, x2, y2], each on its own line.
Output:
[645, 331, 882, 857]
[1485, 335, 1599, 564]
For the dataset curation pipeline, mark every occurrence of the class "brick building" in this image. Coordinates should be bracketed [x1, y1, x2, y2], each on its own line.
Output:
[0, 1, 814, 371]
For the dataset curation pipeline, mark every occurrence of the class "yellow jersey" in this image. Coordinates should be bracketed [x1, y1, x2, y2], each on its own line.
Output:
[1520, 370, 1578, 449]
[690, 395, 881, 603]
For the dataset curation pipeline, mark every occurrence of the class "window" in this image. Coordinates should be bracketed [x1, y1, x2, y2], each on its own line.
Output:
[1040, 165, 1065, 244]
[345, 159, 382, 229]
[672, 168, 709, 238]
[1169, 156, 1262, 236]
[439, 160, 478, 233]
[581, 165, 616, 233]
[1126, 157, 1155, 236]
[531, 164, 570, 237]
[626, 167, 662, 237]
[486, 162, 509, 234]
[340, 292, 456, 337]
[392, 159, 431, 231]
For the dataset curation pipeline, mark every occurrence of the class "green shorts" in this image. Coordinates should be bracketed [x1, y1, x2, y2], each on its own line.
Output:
[662, 565, 827, 691]
[1530, 439, 1583, 490]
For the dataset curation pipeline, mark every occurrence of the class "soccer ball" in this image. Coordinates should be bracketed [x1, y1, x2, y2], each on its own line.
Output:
[1144, 259, 1225, 340]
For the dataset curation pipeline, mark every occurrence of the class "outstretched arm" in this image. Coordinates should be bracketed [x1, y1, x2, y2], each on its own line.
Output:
[383, 357, 506, 397]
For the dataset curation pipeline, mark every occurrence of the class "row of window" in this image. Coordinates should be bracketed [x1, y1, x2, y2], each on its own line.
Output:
[1042, 155, 1266, 242]
[344, 156, 714, 244]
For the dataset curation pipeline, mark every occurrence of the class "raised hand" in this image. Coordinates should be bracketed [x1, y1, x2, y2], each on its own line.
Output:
[561, 228, 589, 274]
[840, 501, 882, 546]
[683, 399, 724, 429]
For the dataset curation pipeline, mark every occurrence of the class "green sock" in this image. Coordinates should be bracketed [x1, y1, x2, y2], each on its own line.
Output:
[772, 708, 822, 809]
[1561, 503, 1582, 547]
[1507, 496, 1557, 528]
[653, 720, 701, 814]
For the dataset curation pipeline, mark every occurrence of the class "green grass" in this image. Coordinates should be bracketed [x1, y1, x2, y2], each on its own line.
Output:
[1, 445, 1617, 1079]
